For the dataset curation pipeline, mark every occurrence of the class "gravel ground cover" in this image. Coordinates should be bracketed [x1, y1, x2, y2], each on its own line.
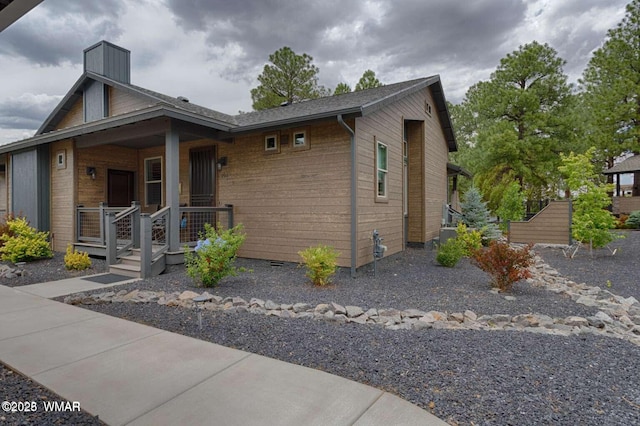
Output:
[0, 253, 107, 287]
[2, 233, 640, 425]
[536, 230, 640, 300]
[0, 363, 104, 425]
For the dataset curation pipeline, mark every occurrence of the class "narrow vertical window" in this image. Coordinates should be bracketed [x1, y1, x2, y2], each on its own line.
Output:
[376, 141, 388, 198]
[145, 157, 162, 206]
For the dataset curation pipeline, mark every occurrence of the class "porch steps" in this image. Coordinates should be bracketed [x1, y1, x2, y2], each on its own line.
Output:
[109, 249, 166, 278]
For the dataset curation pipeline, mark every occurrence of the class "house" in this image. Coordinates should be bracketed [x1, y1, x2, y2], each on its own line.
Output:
[0, 41, 461, 277]
[604, 155, 640, 215]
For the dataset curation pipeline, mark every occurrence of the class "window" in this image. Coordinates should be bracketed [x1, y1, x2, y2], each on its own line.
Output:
[265, 134, 279, 152]
[376, 141, 388, 198]
[293, 130, 306, 148]
[145, 157, 162, 206]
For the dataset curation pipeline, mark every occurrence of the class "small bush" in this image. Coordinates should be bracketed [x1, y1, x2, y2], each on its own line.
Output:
[0, 213, 16, 249]
[0, 217, 53, 263]
[299, 244, 340, 286]
[436, 238, 465, 267]
[184, 223, 246, 287]
[626, 211, 640, 229]
[455, 223, 483, 256]
[616, 214, 629, 229]
[64, 245, 91, 270]
[471, 241, 534, 292]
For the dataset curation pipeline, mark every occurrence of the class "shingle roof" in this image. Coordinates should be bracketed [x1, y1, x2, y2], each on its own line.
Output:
[6, 73, 456, 153]
[603, 155, 640, 174]
[234, 78, 434, 129]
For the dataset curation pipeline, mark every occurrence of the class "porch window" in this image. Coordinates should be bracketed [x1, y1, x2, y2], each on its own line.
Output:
[145, 157, 162, 206]
[376, 140, 388, 199]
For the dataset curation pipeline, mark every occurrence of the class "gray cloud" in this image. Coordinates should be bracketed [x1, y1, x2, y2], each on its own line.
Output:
[0, 94, 60, 130]
[0, 0, 125, 66]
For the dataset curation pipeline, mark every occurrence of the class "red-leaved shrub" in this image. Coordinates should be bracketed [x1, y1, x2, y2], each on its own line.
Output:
[471, 241, 534, 292]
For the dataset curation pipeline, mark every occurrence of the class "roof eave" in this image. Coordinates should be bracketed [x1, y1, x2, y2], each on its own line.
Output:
[232, 107, 363, 134]
[0, 105, 235, 155]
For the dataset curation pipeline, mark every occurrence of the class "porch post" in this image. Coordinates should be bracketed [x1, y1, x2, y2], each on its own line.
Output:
[165, 121, 180, 252]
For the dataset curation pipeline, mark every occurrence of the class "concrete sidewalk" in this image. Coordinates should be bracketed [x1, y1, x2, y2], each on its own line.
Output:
[0, 283, 447, 425]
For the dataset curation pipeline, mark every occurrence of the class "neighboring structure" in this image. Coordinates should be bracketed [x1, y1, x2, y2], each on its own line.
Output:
[0, 41, 461, 276]
[604, 155, 640, 215]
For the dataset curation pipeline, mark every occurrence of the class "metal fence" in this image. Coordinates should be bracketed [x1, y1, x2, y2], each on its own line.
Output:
[179, 205, 234, 245]
[77, 204, 126, 244]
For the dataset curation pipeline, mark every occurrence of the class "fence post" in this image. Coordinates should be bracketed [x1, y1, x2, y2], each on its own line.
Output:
[225, 204, 234, 229]
[106, 212, 116, 266]
[132, 201, 140, 248]
[99, 202, 106, 245]
[76, 205, 83, 244]
[140, 214, 151, 279]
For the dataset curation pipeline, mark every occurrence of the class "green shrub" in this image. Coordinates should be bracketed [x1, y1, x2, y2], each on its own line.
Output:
[496, 181, 525, 231]
[559, 148, 620, 248]
[471, 241, 534, 292]
[436, 238, 465, 267]
[184, 223, 246, 287]
[0, 212, 16, 250]
[455, 223, 483, 256]
[64, 244, 92, 270]
[626, 210, 640, 229]
[459, 187, 501, 243]
[299, 244, 340, 286]
[0, 217, 53, 263]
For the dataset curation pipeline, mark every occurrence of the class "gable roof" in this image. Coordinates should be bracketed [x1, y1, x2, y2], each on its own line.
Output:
[603, 155, 640, 174]
[2, 73, 457, 153]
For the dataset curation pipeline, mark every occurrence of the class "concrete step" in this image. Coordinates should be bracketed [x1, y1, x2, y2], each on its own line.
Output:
[109, 263, 141, 278]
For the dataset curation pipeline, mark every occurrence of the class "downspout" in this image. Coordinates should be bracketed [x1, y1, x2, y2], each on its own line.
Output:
[337, 114, 357, 278]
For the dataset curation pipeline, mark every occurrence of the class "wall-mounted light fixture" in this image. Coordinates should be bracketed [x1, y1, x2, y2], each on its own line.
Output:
[217, 157, 228, 170]
[86, 166, 96, 180]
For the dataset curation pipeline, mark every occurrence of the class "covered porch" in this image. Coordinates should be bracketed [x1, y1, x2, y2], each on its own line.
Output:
[604, 155, 640, 215]
[58, 110, 236, 278]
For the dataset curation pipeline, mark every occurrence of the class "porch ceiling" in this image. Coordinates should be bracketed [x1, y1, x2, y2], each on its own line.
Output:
[75, 117, 232, 149]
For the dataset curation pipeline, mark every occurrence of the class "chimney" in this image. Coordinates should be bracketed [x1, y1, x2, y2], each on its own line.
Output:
[83, 41, 130, 84]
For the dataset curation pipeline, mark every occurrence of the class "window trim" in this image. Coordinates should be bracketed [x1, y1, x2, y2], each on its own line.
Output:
[291, 129, 310, 150]
[144, 156, 163, 207]
[375, 139, 388, 201]
[264, 134, 280, 153]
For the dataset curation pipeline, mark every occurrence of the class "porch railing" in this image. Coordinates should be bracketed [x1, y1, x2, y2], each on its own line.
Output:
[179, 204, 234, 245]
[77, 203, 126, 244]
[106, 201, 140, 266]
[140, 206, 170, 278]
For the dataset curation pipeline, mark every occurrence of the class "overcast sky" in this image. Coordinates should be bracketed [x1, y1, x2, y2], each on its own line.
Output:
[0, 0, 630, 145]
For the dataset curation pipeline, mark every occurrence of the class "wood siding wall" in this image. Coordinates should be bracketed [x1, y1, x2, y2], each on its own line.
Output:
[613, 196, 640, 215]
[509, 200, 572, 245]
[50, 140, 75, 251]
[354, 87, 450, 267]
[56, 98, 83, 130]
[76, 145, 138, 208]
[218, 123, 352, 266]
[407, 121, 424, 243]
[54, 86, 155, 132]
[109, 87, 153, 117]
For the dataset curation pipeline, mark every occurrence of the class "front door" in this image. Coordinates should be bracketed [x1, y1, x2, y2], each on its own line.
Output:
[107, 169, 134, 207]
[189, 147, 216, 206]
[189, 147, 216, 238]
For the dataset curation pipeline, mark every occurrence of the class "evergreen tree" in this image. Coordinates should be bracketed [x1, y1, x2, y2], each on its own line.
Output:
[355, 70, 383, 91]
[250, 47, 328, 110]
[451, 42, 576, 207]
[334, 82, 352, 95]
[580, 0, 640, 179]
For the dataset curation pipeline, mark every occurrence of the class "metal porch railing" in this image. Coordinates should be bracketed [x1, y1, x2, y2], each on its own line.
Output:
[106, 201, 140, 266]
[77, 203, 126, 245]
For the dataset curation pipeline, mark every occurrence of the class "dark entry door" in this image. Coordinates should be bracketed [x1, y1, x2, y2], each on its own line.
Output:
[108, 169, 135, 207]
[190, 147, 215, 206]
